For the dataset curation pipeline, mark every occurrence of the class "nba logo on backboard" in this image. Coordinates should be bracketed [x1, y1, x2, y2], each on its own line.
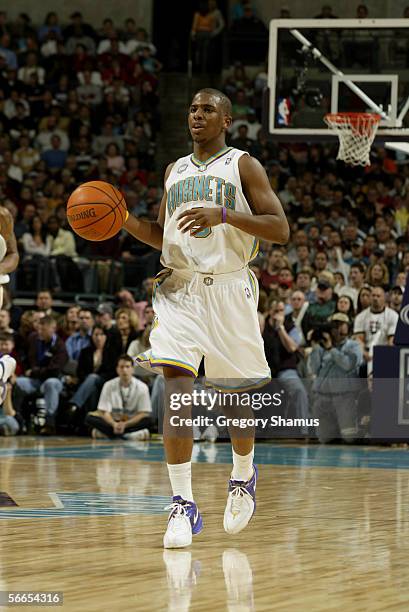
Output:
[277, 98, 291, 126]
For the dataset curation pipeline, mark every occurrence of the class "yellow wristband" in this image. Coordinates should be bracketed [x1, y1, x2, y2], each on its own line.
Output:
[125, 210, 129, 222]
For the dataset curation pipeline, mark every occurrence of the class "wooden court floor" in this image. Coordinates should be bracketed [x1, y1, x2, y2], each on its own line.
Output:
[1, 437, 409, 611]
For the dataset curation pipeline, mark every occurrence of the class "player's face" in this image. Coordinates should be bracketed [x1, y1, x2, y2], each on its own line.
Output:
[188, 93, 231, 144]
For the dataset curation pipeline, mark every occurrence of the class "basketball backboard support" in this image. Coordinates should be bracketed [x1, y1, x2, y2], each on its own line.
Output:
[267, 19, 409, 142]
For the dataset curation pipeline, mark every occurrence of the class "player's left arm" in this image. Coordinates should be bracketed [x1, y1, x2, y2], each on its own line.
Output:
[234, 155, 289, 244]
[0, 207, 19, 275]
[177, 155, 289, 244]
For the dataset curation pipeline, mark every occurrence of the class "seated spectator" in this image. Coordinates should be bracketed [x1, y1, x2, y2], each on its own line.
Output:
[229, 109, 261, 141]
[231, 89, 251, 120]
[35, 115, 70, 152]
[105, 142, 125, 175]
[335, 295, 355, 323]
[366, 262, 390, 290]
[85, 354, 152, 440]
[17, 51, 45, 84]
[0, 309, 13, 333]
[41, 134, 67, 170]
[356, 284, 372, 314]
[116, 288, 146, 329]
[389, 286, 403, 314]
[289, 290, 308, 343]
[139, 46, 162, 74]
[295, 269, 315, 302]
[76, 69, 103, 106]
[35, 289, 58, 318]
[15, 310, 43, 360]
[122, 26, 156, 56]
[21, 214, 52, 257]
[0, 33, 17, 70]
[14, 202, 36, 239]
[65, 307, 94, 361]
[47, 215, 77, 258]
[96, 303, 114, 332]
[292, 245, 311, 274]
[302, 279, 336, 337]
[353, 286, 398, 375]
[309, 314, 363, 443]
[59, 305, 80, 340]
[65, 17, 96, 56]
[263, 300, 309, 433]
[112, 307, 139, 352]
[260, 248, 285, 292]
[69, 324, 118, 415]
[14, 315, 68, 433]
[231, 124, 252, 151]
[13, 135, 40, 174]
[38, 11, 62, 42]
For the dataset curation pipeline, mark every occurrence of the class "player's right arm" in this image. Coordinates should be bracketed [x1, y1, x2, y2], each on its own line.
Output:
[123, 162, 174, 250]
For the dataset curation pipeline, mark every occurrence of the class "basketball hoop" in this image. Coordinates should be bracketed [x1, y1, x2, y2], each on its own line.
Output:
[324, 112, 381, 167]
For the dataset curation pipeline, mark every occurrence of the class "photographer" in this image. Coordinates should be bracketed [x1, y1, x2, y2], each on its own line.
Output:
[309, 314, 363, 444]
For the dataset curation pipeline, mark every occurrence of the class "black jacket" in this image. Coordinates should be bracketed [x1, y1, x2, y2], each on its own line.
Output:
[77, 342, 118, 383]
[27, 332, 68, 381]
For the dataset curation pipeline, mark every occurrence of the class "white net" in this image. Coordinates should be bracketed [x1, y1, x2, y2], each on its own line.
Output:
[324, 113, 381, 167]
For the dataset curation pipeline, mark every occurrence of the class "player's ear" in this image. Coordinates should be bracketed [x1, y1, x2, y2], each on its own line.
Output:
[223, 114, 232, 131]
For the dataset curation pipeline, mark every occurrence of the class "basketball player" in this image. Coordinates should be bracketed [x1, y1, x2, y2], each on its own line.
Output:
[124, 89, 289, 548]
[0, 207, 18, 390]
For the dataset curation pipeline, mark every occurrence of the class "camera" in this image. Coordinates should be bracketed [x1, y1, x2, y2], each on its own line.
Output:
[310, 322, 334, 347]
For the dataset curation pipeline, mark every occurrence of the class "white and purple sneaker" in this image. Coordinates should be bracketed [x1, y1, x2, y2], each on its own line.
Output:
[163, 496, 203, 549]
[223, 465, 258, 535]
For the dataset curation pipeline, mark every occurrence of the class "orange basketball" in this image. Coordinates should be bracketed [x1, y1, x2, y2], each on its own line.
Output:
[66, 181, 127, 241]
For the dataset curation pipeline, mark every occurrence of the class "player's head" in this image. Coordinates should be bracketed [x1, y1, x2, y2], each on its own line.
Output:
[188, 89, 232, 144]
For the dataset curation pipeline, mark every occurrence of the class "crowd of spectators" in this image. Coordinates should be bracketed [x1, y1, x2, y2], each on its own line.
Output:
[0, 9, 162, 295]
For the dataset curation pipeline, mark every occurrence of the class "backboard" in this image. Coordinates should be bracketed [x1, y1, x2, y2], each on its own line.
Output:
[267, 19, 409, 142]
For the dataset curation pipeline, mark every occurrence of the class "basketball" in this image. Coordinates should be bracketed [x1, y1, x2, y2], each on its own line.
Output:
[66, 181, 127, 242]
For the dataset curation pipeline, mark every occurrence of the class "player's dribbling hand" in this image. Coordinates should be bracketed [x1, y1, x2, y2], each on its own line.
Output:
[177, 207, 223, 236]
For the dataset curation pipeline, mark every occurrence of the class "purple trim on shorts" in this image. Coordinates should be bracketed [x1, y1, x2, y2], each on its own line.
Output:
[222, 207, 227, 223]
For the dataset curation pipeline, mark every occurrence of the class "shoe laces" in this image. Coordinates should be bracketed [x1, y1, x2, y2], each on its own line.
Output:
[165, 500, 189, 519]
[230, 483, 249, 513]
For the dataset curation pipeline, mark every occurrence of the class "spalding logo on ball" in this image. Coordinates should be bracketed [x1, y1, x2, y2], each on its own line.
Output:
[66, 180, 127, 241]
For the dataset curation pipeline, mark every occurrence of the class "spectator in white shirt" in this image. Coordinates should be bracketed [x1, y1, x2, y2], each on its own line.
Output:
[22, 214, 53, 257]
[85, 354, 152, 440]
[17, 51, 45, 85]
[353, 285, 398, 375]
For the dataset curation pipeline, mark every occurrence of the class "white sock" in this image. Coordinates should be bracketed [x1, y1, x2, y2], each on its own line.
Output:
[231, 448, 254, 482]
[167, 462, 193, 502]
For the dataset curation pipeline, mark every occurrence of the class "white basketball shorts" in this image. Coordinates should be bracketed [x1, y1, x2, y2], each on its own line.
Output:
[136, 267, 271, 389]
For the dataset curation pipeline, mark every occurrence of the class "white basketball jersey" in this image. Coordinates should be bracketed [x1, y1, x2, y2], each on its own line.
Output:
[161, 147, 259, 274]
